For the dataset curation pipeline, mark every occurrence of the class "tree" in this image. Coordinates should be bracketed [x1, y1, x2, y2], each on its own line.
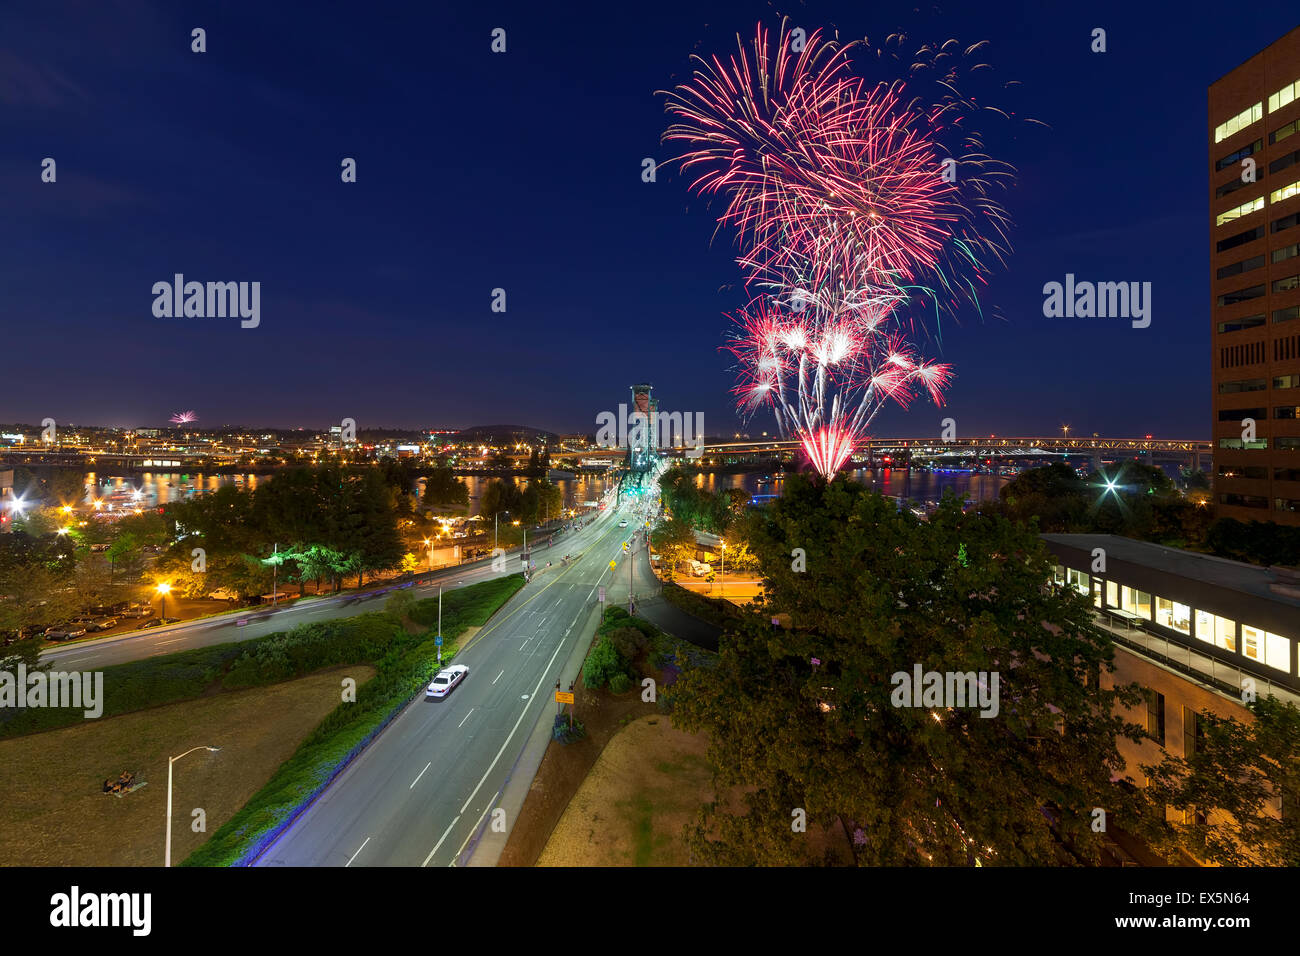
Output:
[670, 474, 1147, 866]
[1141, 695, 1300, 866]
[650, 517, 696, 579]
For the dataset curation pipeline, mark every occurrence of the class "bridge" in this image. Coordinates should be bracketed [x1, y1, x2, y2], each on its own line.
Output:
[663, 436, 1214, 471]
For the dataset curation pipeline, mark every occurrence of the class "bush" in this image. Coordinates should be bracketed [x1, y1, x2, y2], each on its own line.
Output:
[582, 637, 623, 689]
[552, 713, 586, 744]
[607, 625, 648, 663]
[608, 672, 632, 695]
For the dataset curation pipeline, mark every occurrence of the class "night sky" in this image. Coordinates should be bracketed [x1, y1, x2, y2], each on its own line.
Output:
[3, 1, 1294, 438]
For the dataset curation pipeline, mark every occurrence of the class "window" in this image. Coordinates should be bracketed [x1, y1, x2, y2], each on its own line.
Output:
[1277, 406, 1300, 420]
[1218, 313, 1266, 333]
[1275, 211, 1300, 234]
[1053, 563, 1065, 585]
[1275, 466, 1300, 482]
[1067, 567, 1090, 596]
[1216, 283, 1264, 305]
[1242, 624, 1291, 673]
[1278, 498, 1300, 513]
[1182, 706, 1204, 759]
[1216, 102, 1263, 143]
[1276, 307, 1300, 326]
[1105, 580, 1118, 608]
[1216, 175, 1261, 199]
[1220, 492, 1268, 507]
[1217, 197, 1264, 226]
[1146, 690, 1166, 745]
[1271, 148, 1300, 176]
[1121, 586, 1151, 619]
[1219, 224, 1265, 250]
[1273, 273, 1300, 293]
[1154, 596, 1191, 635]
[1275, 243, 1300, 265]
[1270, 180, 1300, 204]
[1217, 253, 1266, 278]
[1273, 117, 1300, 145]
[1269, 77, 1300, 114]
[1194, 609, 1236, 651]
[1218, 407, 1265, 421]
[1219, 377, 1267, 393]
[1281, 438, 1300, 451]
[1219, 438, 1268, 450]
[1218, 464, 1267, 479]
[1217, 138, 1264, 171]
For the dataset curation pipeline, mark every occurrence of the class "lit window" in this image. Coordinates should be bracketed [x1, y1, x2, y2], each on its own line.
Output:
[1242, 625, 1292, 673]
[1270, 180, 1300, 204]
[1155, 597, 1191, 635]
[1194, 610, 1236, 651]
[1215, 102, 1264, 143]
[1268, 78, 1300, 113]
[1216, 196, 1264, 226]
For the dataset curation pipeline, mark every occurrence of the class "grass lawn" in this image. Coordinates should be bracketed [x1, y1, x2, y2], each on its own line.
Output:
[536, 714, 712, 867]
[0, 666, 373, 866]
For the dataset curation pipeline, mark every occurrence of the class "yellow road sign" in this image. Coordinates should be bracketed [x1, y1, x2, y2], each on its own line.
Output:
[609, 559, 617, 570]
[555, 691, 575, 704]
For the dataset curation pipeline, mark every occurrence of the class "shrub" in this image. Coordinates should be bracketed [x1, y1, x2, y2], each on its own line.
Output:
[552, 713, 586, 744]
[608, 672, 632, 695]
[582, 636, 623, 689]
[607, 626, 648, 663]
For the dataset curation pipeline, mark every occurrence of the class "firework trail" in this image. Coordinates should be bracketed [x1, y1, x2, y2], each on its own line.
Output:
[662, 21, 1020, 475]
[169, 411, 197, 425]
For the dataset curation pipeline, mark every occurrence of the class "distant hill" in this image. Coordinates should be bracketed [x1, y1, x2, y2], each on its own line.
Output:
[457, 424, 560, 445]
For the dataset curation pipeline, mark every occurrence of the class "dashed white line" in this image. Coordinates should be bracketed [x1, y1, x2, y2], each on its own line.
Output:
[492, 670, 504, 685]
[410, 762, 431, 789]
[423, 816, 461, 867]
[345, 836, 370, 867]
[155, 638, 185, 646]
[452, 790, 502, 864]
[457, 707, 475, 728]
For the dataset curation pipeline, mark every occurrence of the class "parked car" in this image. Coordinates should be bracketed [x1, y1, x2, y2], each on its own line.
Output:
[88, 543, 111, 553]
[207, 588, 238, 602]
[690, 561, 711, 577]
[140, 617, 180, 629]
[87, 617, 119, 631]
[426, 664, 469, 699]
[44, 624, 88, 640]
[119, 604, 154, 619]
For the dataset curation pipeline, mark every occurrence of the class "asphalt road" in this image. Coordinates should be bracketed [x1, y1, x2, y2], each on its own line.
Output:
[254, 501, 635, 867]
[38, 542, 555, 672]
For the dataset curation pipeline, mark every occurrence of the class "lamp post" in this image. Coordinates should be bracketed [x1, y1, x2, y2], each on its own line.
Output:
[165, 745, 220, 866]
[720, 540, 726, 600]
[423, 538, 434, 571]
[494, 510, 510, 553]
[155, 581, 171, 620]
[437, 584, 443, 667]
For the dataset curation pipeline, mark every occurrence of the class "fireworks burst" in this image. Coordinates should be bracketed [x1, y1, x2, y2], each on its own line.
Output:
[663, 20, 1020, 476]
[169, 411, 197, 426]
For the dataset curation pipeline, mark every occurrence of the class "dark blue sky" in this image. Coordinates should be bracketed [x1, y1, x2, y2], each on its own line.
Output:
[2, 0, 1294, 437]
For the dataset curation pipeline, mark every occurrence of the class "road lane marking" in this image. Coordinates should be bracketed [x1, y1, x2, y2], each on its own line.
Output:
[519, 637, 532, 650]
[345, 837, 370, 867]
[458, 707, 475, 728]
[423, 816, 461, 867]
[453, 789, 502, 864]
[459, 640, 566, 816]
[155, 638, 185, 646]
[410, 762, 431, 789]
[492, 670, 504, 685]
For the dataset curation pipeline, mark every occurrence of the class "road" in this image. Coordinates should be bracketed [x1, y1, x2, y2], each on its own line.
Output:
[38, 542, 556, 672]
[254, 500, 639, 867]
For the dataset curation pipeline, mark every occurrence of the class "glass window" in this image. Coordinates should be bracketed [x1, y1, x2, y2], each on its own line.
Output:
[1274, 118, 1300, 146]
[1281, 438, 1300, 451]
[1275, 243, 1300, 264]
[1218, 313, 1266, 333]
[1276, 307, 1300, 325]
[1219, 378, 1267, 393]
[1268, 78, 1300, 113]
[1216, 197, 1265, 226]
[1106, 580, 1118, 608]
[1242, 625, 1292, 673]
[1121, 586, 1151, 619]
[1272, 148, 1300, 176]
[1215, 102, 1263, 143]
[1155, 597, 1191, 634]
[1218, 224, 1264, 251]
[1067, 567, 1090, 595]
[1273, 274, 1300, 293]
[1277, 374, 1300, 389]
[1216, 283, 1265, 305]
[1092, 580, 1102, 608]
[1194, 610, 1236, 651]
[1269, 180, 1300, 204]
[1217, 138, 1263, 170]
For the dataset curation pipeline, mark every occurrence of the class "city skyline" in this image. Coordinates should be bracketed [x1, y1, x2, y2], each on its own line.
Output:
[4, 1, 1296, 436]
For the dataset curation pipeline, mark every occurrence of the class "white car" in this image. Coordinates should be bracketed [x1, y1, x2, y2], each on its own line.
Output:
[690, 561, 711, 577]
[618, 519, 628, 528]
[208, 588, 238, 601]
[426, 664, 469, 699]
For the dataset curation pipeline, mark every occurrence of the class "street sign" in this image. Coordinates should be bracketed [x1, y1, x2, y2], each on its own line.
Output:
[598, 585, 606, 602]
[435, 635, 443, 647]
[555, 691, 575, 704]
[608, 559, 616, 570]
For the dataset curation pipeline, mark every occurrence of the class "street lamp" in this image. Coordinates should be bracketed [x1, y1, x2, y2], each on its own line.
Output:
[494, 510, 510, 553]
[423, 538, 434, 571]
[155, 581, 171, 620]
[719, 540, 726, 599]
[165, 745, 220, 866]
